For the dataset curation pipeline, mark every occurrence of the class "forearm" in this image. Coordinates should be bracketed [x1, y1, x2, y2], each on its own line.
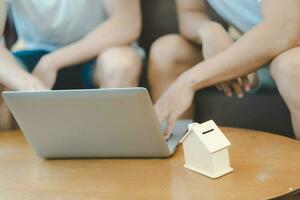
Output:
[0, 1, 33, 90]
[0, 47, 36, 90]
[45, 16, 140, 70]
[184, 22, 300, 90]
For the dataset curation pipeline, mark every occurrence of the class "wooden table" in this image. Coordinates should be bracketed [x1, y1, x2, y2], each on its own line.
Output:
[0, 128, 299, 200]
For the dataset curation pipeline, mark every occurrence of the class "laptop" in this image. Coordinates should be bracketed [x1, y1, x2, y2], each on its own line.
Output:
[3, 88, 191, 158]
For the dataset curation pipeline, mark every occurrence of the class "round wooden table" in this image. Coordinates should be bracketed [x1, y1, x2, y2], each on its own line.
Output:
[0, 128, 299, 199]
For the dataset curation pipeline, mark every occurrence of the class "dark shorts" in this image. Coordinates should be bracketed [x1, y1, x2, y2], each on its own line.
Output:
[13, 49, 96, 89]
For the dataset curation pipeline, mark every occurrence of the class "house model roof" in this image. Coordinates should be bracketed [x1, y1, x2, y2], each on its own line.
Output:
[180, 120, 231, 153]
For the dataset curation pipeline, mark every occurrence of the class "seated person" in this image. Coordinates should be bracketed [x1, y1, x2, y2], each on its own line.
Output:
[0, 0, 142, 130]
[148, 0, 300, 139]
[0, 0, 48, 130]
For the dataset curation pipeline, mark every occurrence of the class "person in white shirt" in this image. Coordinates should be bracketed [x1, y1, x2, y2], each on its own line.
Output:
[149, 0, 300, 140]
[0, 0, 142, 130]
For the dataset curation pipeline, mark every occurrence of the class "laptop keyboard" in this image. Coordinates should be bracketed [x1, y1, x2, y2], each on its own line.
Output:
[163, 120, 192, 153]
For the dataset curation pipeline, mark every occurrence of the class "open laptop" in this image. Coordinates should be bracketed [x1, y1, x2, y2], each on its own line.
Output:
[3, 88, 191, 158]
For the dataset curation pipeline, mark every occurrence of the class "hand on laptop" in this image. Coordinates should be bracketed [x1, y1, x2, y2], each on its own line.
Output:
[155, 74, 195, 140]
[11, 74, 48, 91]
[33, 55, 58, 89]
[24, 78, 49, 91]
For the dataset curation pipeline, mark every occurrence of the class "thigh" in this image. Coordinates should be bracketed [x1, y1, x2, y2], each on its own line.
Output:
[247, 46, 300, 94]
[148, 34, 202, 108]
[12, 50, 50, 72]
[96, 45, 143, 78]
[89, 45, 143, 87]
[149, 34, 202, 72]
[270, 46, 300, 78]
[98, 45, 143, 67]
[270, 46, 300, 96]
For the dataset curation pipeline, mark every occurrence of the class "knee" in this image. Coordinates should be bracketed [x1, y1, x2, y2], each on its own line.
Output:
[149, 34, 188, 73]
[96, 46, 142, 77]
[270, 53, 300, 105]
[270, 54, 299, 85]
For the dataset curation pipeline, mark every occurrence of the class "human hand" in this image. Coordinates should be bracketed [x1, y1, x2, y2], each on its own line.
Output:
[32, 55, 58, 89]
[216, 71, 260, 97]
[216, 76, 251, 98]
[199, 23, 252, 98]
[12, 76, 48, 91]
[155, 73, 195, 140]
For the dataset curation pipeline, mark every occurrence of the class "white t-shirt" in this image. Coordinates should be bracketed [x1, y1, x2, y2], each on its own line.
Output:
[9, 0, 107, 50]
[207, 0, 262, 33]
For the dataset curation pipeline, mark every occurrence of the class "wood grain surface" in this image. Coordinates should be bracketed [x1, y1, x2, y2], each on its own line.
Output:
[0, 128, 299, 200]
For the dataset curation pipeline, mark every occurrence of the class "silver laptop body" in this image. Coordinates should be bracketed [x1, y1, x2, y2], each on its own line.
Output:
[3, 88, 190, 158]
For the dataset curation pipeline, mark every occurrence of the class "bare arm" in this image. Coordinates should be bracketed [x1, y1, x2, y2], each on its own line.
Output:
[0, 1, 46, 90]
[183, 0, 300, 90]
[176, 0, 215, 44]
[177, 0, 251, 97]
[42, 0, 141, 70]
[155, 0, 300, 135]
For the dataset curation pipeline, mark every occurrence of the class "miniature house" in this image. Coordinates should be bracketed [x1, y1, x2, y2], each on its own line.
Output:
[180, 120, 233, 179]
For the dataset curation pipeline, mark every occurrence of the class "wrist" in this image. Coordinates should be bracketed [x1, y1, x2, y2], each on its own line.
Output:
[40, 53, 61, 71]
[13, 74, 39, 91]
[178, 70, 200, 92]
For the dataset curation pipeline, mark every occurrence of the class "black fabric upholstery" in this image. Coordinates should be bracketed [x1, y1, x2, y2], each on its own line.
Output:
[4, 11, 17, 49]
[139, 0, 179, 52]
[194, 87, 294, 138]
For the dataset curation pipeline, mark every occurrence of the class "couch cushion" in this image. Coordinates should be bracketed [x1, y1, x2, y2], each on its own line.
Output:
[194, 87, 294, 138]
[139, 0, 179, 52]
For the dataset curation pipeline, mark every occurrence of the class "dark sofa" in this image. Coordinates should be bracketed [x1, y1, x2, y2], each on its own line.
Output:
[4, 0, 295, 138]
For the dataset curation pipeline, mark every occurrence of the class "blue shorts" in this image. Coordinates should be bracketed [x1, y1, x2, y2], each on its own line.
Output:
[13, 50, 96, 89]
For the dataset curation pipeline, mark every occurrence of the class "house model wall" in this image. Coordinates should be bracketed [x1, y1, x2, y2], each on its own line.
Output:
[180, 120, 233, 179]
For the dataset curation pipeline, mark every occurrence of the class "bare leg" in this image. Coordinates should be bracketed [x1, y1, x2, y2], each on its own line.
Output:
[148, 34, 203, 118]
[270, 47, 300, 139]
[0, 85, 12, 131]
[94, 46, 142, 88]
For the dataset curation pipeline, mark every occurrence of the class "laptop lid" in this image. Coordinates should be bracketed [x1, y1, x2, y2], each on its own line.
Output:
[3, 88, 172, 158]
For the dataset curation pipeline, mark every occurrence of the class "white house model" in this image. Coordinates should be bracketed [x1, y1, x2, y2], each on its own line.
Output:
[180, 120, 233, 179]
